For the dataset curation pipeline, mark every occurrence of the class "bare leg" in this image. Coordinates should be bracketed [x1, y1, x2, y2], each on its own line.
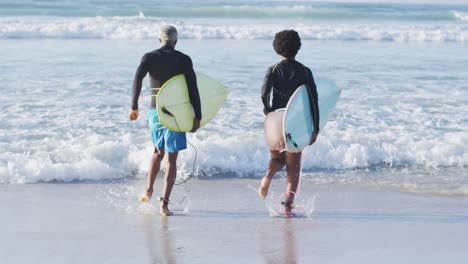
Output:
[160, 151, 178, 216]
[140, 147, 165, 202]
[284, 152, 302, 214]
[258, 150, 286, 199]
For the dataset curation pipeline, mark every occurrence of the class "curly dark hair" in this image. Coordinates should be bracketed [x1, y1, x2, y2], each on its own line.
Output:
[273, 30, 302, 58]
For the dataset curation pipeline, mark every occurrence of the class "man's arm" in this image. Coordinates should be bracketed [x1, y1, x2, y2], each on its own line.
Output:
[131, 54, 149, 111]
[261, 66, 275, 115]
[185, 57, 202, 121]
[185, 56, 201, 132]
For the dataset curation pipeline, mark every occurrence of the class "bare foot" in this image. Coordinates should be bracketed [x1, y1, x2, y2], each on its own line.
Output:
[284, 211, 296, 218]
[258, 176, 271, 199]
[284, 204, 297, 218]
[139, 190, 152, 203]
[160, 204, 173, 216]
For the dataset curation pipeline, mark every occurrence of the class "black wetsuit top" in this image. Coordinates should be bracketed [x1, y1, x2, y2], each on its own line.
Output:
[131, 45, 202, 120]
[261, 59, 320, 132]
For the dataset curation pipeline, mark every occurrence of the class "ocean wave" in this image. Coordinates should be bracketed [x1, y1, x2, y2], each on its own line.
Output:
[0, 16, 467, 42]
[453, 11, 468, 21]
[1, 2, 467, 22]
[1, 129, 466, 184]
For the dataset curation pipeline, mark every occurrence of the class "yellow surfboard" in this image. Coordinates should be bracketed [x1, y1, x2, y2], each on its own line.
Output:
[156, 72, 229, 132]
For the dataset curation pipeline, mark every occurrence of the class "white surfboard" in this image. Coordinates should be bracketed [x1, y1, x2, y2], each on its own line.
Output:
[283, 80, 341, 153]
[156, 72, 229, 132]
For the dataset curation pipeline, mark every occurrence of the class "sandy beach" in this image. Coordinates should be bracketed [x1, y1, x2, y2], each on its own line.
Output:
[1, 178, 468, 264]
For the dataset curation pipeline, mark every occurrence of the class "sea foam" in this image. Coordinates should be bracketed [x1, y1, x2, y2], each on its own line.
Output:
[0, 16, 467, 42]
[453, 11, 468, 21]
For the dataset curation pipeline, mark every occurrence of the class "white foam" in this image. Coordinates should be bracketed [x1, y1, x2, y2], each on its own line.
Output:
[0, 35, 467, 198]
[2, 124, 465, 184]
[0, 16, 467, 42]
[0, 134, 143, 183]
[453, 11, 468, 21]
[1, 80, 467, 184]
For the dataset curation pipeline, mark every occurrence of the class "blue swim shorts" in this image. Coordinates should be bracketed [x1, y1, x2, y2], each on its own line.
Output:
[147, 109, 187, 153]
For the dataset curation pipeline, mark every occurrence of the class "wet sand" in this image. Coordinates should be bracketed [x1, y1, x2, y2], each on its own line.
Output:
[1, 178, 468, 264]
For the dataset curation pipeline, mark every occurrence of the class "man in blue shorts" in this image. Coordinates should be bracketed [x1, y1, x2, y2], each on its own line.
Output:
[129, 25, 201, 216]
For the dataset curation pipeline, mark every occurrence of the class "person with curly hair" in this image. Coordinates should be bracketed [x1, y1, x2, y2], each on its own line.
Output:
[258, 29, 320, 215]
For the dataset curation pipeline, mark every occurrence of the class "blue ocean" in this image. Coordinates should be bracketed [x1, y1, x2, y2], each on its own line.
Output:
[0, 0, 467, 195]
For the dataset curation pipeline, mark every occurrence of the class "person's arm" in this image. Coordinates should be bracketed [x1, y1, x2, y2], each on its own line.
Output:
[130, 54, 149, 120]
[305, 68, 320, 143]
[261, 66, 275, 115]
[185, 56, 202, 132]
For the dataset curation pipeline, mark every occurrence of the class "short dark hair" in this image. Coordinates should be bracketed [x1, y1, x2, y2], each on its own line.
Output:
[273, 30, 301, 58]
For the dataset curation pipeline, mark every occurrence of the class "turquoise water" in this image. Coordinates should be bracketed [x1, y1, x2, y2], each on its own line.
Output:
[1, 1, 467, 21]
